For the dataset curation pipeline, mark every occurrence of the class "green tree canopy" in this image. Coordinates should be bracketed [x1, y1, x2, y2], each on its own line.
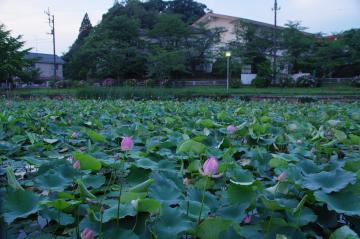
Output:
[0, 24, 34, 84]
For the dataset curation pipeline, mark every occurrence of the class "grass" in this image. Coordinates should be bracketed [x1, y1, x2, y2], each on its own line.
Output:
[1, 84, 359, 100]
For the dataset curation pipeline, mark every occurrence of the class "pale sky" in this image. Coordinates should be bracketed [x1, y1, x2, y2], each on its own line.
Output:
[1, 0, 359, 55]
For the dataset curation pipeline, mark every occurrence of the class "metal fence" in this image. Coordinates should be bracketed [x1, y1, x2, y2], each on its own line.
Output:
[322, 77, 356, 84]
[173, 80, 227, 87]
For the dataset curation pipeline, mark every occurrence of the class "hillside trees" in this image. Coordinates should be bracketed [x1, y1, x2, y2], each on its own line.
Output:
[63, 0, 218, 84]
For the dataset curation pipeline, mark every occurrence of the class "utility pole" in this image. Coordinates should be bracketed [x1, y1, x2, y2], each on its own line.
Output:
[45, 8, 57, 82]
[272, 0, 280, 84]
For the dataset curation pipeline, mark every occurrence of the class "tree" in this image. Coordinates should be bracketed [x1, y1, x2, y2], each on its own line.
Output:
[149, 14, 190, 49]
[0, 24, 33, 85]
[63, 13, 93, 80]
[281, 21, 316, 74]
[231, 20, 273, 73]
[166, 0, 207, 24]
[147, 48, 187, 84]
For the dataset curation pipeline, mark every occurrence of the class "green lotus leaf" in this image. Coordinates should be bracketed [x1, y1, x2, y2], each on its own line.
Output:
[349, 134, 360, 145]
[334, 130, 347, 141]
[34, 169, 70, 191]
[176, 139, 207, 154]
[103, 228, 139, 239]
[45, 199, 73, 211]
[137, 198, 161, 214]
[73, 151, 102, 171]
[301, 169, 357, 193]
[315, 190, 360, 216]
[329, 226, 359, 239]
[102, 203, 137, 223]
[149, 172, 183, 203]
[129, 178, 155, 193]
[216, 204, 247, 222]
[196, 218, 234, 239]
[39, 207, 75, 226]
[87, 129, 106, 142]
[227, 165, 254, 186]
[133, 158, 159, 170]
[179, 200, 210, 220]
[2, 189, 41, 224]
[77, 179, 96, 199]
[83, 174, 106, 189]
[196, 119, 221, 128]
[6, 167, 23, 190]
[152, 206, 194, 239]
[227, 184, 256, 208]
[286, 207, 317, 226]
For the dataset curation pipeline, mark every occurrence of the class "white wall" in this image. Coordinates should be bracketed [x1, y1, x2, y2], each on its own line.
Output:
[35, 63, 63, 80]
[241, 74, 257, 85]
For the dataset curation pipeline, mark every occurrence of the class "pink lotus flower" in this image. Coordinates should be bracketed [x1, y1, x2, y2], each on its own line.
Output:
[227, 125, 237, 134]
[277, 172, 288, 182]
[199, 156, 223, 178]
[73, 160, 80, 169]
[243, 215, 252, 224]
[81, 228, 95, 239]
[121, 136, 134, 151]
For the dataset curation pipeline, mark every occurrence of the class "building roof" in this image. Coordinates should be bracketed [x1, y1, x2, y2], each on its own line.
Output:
[25, 52, 65, 64]
[193, 12, 284, 30]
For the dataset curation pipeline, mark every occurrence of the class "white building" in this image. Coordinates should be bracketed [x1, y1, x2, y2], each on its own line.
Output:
[25, 53, 64, 81]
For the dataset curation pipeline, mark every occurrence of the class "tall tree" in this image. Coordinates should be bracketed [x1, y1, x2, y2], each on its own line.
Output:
[0, 24, 34, 84]
[231, 20, 273, 73]
[281, 21, 316, 74]
[63, 13, 93, 80]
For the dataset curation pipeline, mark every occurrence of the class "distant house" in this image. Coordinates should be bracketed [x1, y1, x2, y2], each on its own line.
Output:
[193, 13, 284, 84]
[25, 53, 64, 82]
[193, 12, 279, 49]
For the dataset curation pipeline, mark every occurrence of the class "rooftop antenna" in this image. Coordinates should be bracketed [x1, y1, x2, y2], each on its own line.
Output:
[272, 0, 281, 84]
[45, 8, 57, 82]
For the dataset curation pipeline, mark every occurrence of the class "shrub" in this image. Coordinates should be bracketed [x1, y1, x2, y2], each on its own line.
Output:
[252, 60, 272, 87]
[252, 76, 268, 88]
[123, 79, 137, 87]
[278, 74, 294, 87]
[229, 78, 242, 88]
[295, 75, 318, 87]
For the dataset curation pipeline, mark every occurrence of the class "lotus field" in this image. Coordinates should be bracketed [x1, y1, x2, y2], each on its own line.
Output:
[1, 99, 360, 239]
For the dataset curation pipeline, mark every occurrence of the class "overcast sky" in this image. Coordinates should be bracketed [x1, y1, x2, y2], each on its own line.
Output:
[1, 0, 359, 55]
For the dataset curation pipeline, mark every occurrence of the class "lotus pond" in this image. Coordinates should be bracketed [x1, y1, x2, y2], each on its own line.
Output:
[1, 99, 360, 239]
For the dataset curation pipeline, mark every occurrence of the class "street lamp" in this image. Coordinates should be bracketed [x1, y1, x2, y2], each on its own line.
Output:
[225, 51, 231, 91]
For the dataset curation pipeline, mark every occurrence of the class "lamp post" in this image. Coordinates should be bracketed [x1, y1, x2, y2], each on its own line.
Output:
[225, 51, 231, 92]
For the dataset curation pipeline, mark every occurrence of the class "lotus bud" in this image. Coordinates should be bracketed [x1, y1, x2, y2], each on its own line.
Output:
[73, 160, 81, 169]
[121, 136, 134, 151]
[71, 132, 80, 138]
[227, 125, 237, 134]
[277, 172, 288, 182]
[81, 228, 95, 239]
[243, 215, 252, 224]
[296, 139, 302, 145]
[202, 156, 219, 176]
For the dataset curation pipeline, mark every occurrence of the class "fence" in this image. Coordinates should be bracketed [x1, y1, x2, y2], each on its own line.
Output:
[322, 77, 357, 84]
[173, 80, 228, 87]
